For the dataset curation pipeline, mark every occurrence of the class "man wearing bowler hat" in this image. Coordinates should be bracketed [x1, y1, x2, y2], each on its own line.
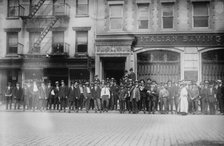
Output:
[58, 80, 68, 112]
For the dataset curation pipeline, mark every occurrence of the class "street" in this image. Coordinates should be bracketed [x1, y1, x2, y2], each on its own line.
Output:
[0, 111, 224, 146]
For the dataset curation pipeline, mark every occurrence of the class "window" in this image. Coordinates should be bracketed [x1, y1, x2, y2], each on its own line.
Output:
[162, 3, 174, 29]
[137, 4, 149, 29]
[76, 31, 88, 54]
[8, 0, 19, 17]
[29, 32, 41, 52]
[52, 31, 64, 53]
[109, 4, 123, 30]
[193, 2, 209, 28]
[76, 0, 88, 16]
[7, 32, 18, 54]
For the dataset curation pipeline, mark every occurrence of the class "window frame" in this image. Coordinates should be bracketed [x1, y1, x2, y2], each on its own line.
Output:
[7, 32, 18, 55]
[76, 0, 89, 17]
[192, 2, 210, 29]
[109, 3, 124, 31]
[7, 0, 19, 18]
[76, 31, 88, 54]
[161, 2, 174, 30]
[137, 3, 150, 30]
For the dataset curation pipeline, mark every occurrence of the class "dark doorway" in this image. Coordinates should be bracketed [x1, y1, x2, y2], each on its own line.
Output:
[44, 68, 68, 86]
[102, 57, 126, 83]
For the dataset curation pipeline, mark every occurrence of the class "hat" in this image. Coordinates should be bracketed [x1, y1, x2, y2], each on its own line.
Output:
[55, 81, 59, 84]
[61, 80, 64, 83]
[129, 68, 133, 71]
[204, 80, 209, 84]
[85, 82, 89, 85]
[216, 80, 222, 83]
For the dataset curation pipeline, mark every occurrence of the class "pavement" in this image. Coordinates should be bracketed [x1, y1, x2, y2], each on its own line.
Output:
[0, 108, 224, 146]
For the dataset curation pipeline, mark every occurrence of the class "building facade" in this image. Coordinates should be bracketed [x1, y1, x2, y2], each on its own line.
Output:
[0, 0, 224, 95]
[95, 0, 224, 83]
[0, 0, 96, 93]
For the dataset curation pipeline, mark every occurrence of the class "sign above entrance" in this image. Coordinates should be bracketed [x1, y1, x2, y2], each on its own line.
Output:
[136, 33, 224, 47]
[96, 46, 131, 54]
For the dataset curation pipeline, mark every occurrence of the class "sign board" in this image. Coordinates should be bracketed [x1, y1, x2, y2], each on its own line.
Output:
[136, 33, 224, 47]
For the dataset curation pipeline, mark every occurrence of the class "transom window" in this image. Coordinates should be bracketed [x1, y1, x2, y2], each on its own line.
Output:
[162, 3, 174, 29]
[193, 2, 209, 28]
[109, 4, 123, 30]
[137, 4, 149, 29]
[76, 0, 89, 16]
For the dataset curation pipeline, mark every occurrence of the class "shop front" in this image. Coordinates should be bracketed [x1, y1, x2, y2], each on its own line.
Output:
[134, 33, 224, 83]
[95, 34, 134, 82]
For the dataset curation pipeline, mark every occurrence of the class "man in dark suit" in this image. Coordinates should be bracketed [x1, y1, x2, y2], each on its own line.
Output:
[46, 81, 53, 110]
[13, 82, 24, 110]
[91, 82, 101, 113]
[59, 80, 68, 112]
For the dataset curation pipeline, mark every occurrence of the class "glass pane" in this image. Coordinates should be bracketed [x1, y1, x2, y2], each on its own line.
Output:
[8, 7, 18, 17]
[110, 18, 122, 29]
[167, 51, 179, 61]
[152, 51, 164, 61]
[77, 44, 87, 53]
[138, 4, 149, 19]
[78, 0, 88, 4]
[162, 3, 173, 17]
[30, 32, 40, 47]
[194, 16, 208, 27]
[138, 20, 148, 29]
[163, 17, 173, 28]
[9, 0, 18, 6]
[8, 33, 18, 46]
[77, 4, 88, 15]
[77, 32, 88, 44]
[53, 31, 64, 44]
[9, 47, 18, 54]
[110, 5, 122, 17]
[194, 2, 208, 16]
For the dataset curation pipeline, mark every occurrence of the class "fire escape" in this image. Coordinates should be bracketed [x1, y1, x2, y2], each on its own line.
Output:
[19, 0, 70, 57]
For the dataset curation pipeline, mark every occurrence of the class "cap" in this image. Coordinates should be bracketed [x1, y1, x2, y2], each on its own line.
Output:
[204, 80, 209, 84]
[55, 81, 59, 84]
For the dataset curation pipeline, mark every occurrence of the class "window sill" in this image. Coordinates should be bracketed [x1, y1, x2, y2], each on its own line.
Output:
[6, 17, 20, 20]
[5, 54, 19, 57]
[75, 15, 89, 18]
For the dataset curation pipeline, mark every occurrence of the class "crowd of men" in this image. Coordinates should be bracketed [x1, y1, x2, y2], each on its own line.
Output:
[2, 68, 224, 115]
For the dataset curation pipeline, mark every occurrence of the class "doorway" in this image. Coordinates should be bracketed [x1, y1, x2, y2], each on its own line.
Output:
[101, 57, 126, 83]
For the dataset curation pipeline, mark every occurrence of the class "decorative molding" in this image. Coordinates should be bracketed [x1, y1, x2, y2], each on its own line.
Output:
[96, 46, 131, 54]
[4, 28, 21, 32]
[72, 27, 91, 31]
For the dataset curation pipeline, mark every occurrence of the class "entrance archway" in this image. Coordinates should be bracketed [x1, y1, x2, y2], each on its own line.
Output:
[137, 50, 180, 83]
[201, 49, 224, 82]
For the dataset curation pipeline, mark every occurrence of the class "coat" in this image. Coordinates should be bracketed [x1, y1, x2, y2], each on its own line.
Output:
[130, 86, 140, 102]
[59, 86, 68, 98]
[68, 86, 80, 100]
[13, 87, 24, 101]
[39, 86, 47, 100]
[91, 86, 101, 99]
